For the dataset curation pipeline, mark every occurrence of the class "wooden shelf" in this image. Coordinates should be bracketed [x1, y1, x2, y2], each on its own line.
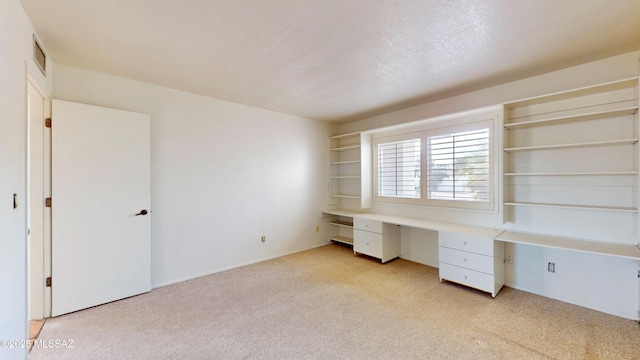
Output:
[329, 132, 360, 140]
[330, 220, 353, 228]
[504, 202, 638, 213]
[329, 235, 353, 246]
[495, 230, 640, 261]
[329, 132, 372, 209]
[331, 160, 360, 165]
[505, 78, 639, 108]
[330, 144, 360, 151]
[504, 171, 638, 176]
[330, 194, 360, 199]
[504, 138, 638, 152]
[504, 106, 638, 129]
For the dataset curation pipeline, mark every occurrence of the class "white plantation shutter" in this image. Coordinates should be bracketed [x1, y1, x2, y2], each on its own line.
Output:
[427, 128, 490, 202]
[378, 138, 421, 199]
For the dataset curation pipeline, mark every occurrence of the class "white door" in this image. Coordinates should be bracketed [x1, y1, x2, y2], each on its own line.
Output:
[51, 100, 151, 317]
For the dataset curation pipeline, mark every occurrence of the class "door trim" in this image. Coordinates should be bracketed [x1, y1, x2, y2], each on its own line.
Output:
[27, 75, 51, 320]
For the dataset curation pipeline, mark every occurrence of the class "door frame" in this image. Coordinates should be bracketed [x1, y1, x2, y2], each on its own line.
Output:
[27, 75, 52, 320]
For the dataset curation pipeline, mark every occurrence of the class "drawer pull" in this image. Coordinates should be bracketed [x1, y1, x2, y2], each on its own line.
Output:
[463, 258, 467, 262]
[463, 275, 468, 279]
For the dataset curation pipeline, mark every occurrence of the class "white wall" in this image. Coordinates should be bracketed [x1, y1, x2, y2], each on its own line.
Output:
[0, 0, 53, 358]
[339, 51, 640, 319]
[340, 52, 639, 134]
[52, 64, 335, 287]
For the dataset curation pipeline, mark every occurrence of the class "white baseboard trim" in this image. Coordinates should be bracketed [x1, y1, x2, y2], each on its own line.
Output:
[151, 242, 330, 289]
[505, 284, 638, 321]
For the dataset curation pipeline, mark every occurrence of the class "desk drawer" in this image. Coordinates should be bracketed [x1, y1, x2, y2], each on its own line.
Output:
[439, 247, 494, 274]
[439, 263, 494, 293]
[439, 232, 494, 256]
[354, 218, 382, 233]
[354, 229, 382, 258]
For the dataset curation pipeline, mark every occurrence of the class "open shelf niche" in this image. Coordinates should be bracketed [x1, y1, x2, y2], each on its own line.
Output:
[329, 132, 372, 209]
[327, 132, 372, 246]
[502, 77, 640, 245]
[322, 209, 369, 247]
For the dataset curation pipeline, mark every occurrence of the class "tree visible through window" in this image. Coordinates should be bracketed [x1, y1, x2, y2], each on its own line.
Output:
[374, 116, 494, 210]
[427, 129, 489, 202]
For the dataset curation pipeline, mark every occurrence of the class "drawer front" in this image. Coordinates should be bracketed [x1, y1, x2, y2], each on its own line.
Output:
[439, 247, 494, 274]
[439, 231, 494, 256]
[354, 217, 383, 233]
[354, 229, 382, 258]
[439, 263, 495, 293]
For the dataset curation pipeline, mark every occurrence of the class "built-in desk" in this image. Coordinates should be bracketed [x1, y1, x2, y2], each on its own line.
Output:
[354, 213, 505, 296]
[323, 210, 505, 296]
[323, 209, 640, 297]
[354, 213, 502, 238]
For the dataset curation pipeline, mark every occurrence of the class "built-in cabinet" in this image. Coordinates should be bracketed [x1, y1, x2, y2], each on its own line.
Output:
[323, 210, 400, 262]
[438, 232, 504, 297]
[354, 217, 400, 263]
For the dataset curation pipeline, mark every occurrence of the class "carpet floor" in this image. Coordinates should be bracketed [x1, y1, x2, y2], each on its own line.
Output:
[30, 243, 639, 359]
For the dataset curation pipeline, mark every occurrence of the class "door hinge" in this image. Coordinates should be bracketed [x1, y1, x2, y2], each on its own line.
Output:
[46, 277, 52, 287]
[45, 197, 51, 207]
[45, 117, 51, 128]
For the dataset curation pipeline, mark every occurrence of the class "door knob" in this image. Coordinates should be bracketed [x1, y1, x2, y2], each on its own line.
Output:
[135, 209, 148, 216]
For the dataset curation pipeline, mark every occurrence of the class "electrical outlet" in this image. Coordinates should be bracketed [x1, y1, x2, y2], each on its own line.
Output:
[315, 225, 319, 232]
[505, 254, 513, 264]
[547, 262, 556, 273]
[261, 236, 266, 243]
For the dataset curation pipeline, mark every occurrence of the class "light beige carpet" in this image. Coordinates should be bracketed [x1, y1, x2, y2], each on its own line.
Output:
[30, 244, 639, 359]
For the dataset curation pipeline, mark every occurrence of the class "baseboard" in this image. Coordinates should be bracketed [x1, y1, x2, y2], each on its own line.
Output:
[505, 284, 639, 321]
[151, 242, 330, 289]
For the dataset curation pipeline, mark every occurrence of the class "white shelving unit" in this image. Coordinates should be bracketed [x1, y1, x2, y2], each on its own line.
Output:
[495, 231, 640, 261]
[503, 106, 638, 129]
[323, 209, 368, 247]
[504, 138, 638, 152]
[329, 220, 354, 245]
[503, 77, 640, 244]
[329, 132, 372, 209]
[326, 131, 372, 247]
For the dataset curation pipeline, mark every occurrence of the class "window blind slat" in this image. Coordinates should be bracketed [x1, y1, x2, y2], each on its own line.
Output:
[427, 128, 490, 202]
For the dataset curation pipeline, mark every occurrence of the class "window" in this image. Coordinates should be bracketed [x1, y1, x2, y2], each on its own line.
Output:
[427, 128, 489, 202]
[378, 138, 421, 199]
[374, 116, 495, 211]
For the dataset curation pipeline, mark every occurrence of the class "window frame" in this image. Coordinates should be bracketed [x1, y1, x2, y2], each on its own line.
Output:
[372, 113, 497, 212]
[374, 132, 424, 206]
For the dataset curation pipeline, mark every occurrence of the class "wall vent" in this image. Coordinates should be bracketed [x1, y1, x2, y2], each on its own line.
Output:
[33, 34, 46, 76]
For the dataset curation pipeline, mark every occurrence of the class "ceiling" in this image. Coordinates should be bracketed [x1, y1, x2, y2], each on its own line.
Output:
[20, 0, 640, 123]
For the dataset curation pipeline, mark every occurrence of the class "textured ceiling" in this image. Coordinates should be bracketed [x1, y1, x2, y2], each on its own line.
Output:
[20, 0, 640, 123]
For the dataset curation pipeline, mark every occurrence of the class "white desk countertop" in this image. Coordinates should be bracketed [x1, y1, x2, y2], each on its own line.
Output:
[322, 209, 640, 261]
